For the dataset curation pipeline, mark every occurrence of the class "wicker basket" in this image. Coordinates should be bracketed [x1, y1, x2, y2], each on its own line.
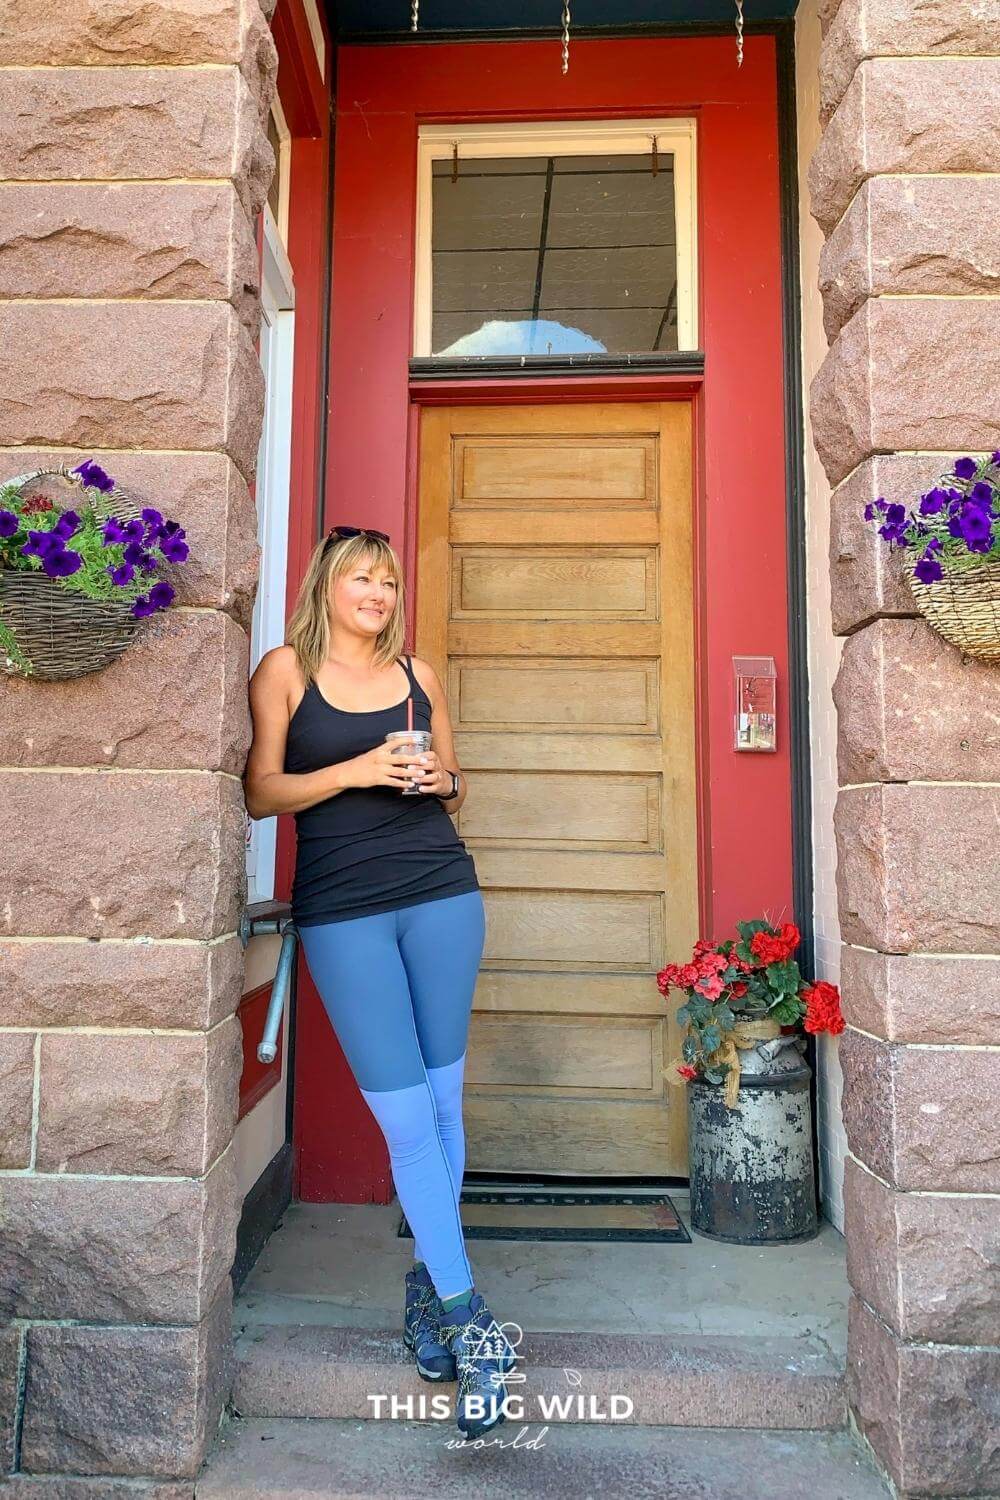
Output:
[0, 468, 150, 681]
[908, 558, 1000, 663]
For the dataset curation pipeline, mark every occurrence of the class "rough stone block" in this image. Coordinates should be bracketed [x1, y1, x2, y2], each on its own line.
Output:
[0, 450, 259, 627]
[0, 1148, 239, 1324]
[3, 1481, 194, 1499]
[810, 298, 1000, 486]
[835, 783, 1000, 954]
[0, 1324, 22, 1473]
[848, 1294, 1000, 1497]
[845, 1157, 1000, 1345]
[819, 0, 1000, 121]
[841, 944, 1000, 1047]
[0, 610, 251, 775]
[0, 302, 264, 481]
[809, 59, 1000, 233]
[0, 67, 268, 218]
[35, 1017, 242, 1176]
[819, 176, 1000, 339]
[0, 1030, 35, 1168]
[20, 1280, 233, 1479]
[829, 456, 941, 635]
[834, 617, 1000, 784]
[0, 933, 244, 1031]
[841, 1030, 1000, 1191]
[0, 770, 246, 940]
[0, 183, 259, 327]
[0, 0, 249, 66]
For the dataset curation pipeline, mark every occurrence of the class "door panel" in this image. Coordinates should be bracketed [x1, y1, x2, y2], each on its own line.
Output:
[416, 402, 697, 1177]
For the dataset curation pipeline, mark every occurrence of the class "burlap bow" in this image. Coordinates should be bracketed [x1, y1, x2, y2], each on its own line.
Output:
[666, 1018, 782, 1109]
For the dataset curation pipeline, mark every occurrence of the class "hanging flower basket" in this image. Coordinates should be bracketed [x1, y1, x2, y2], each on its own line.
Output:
[0, 462, 190, 681]
[906, 558, 1000, 663]
[864, 451, 1000, 663]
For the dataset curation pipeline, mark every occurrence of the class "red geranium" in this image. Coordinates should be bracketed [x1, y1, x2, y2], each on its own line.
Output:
[676, 1064, 698, 1081]
[801, 980, 845, 1035]
[749, 922, 800, 967]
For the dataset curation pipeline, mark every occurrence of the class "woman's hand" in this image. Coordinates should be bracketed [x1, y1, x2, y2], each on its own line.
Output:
[344, 742, 425, 791]
[412, 749, 452, 795]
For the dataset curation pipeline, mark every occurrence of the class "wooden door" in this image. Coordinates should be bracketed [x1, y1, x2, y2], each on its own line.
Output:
[415, 402, 697, 1177]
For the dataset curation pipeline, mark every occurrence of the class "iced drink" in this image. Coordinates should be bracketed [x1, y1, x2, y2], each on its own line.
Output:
[384, 729, 432, 795]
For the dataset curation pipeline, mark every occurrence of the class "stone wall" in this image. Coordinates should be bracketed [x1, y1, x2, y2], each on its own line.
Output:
[808, 1, 1000, 1495]
[0, 2, 276, 1493]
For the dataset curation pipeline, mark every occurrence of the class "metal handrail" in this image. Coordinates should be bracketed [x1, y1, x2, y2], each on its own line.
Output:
[240, 905, 298, 1065]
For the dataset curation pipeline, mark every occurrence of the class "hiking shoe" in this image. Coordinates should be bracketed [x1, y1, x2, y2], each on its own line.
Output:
[436, 1291, 517, 1439]
[402, 1267, 457, 1382]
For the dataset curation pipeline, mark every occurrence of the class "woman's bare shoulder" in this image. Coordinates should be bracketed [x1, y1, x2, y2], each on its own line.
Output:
[408, 653, 443, 701]
[250, 645, 303, 713]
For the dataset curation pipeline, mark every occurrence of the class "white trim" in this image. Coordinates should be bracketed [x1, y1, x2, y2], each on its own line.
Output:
[269, 94, 293, 248]
[414, 117, 698, 356]
[300, 0, 327, 80]
[247, 209, 296, 905]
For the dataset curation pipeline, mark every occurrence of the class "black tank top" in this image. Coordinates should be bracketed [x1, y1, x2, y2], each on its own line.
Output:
[283, 654, 480, 926]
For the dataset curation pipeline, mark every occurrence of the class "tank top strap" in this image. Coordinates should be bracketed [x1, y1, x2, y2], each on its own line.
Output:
[400, 653, 419, 695]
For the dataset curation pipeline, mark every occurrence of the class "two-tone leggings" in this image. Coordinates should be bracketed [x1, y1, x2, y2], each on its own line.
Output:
[297, 888, 485, 1301]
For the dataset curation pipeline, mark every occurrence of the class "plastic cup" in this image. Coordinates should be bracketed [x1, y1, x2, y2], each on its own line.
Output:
[385, 729, 432, 794]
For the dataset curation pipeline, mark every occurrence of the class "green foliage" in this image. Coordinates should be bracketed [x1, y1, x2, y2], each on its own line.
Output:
[765, 959, 801, 995]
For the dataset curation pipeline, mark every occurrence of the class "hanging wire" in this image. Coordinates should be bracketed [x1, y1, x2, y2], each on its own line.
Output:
[735, 0, 744, 67]
[411, 0, 419, 32]
[561, 0, 571, 74]
[651, 135, 659, 176]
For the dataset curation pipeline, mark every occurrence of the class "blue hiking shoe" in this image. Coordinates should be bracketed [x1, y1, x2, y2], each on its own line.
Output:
[436, 1291, 518, 1439]
[402, 1267, 457, 1382]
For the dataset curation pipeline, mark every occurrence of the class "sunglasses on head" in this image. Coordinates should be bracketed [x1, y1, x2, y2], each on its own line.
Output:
[322, 524, 391, 556]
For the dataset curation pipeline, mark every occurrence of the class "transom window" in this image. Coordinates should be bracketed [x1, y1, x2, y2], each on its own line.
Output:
[414, 120, 697, 358]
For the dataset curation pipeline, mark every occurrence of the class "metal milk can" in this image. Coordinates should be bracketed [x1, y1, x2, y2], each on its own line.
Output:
[687, 1033, 819, 1244]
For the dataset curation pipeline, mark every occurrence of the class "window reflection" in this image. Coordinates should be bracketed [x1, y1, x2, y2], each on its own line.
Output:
[431, 153, 678, 357]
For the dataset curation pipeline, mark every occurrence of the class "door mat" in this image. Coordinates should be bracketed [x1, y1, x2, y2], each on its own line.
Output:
[398, 1189, 690, 1244]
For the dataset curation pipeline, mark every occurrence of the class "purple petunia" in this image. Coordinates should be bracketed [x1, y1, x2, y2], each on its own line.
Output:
[953, 457, 978, 481]
[141, 507, 164, 530]
[919, 488, 948, 516]
[131, 595, 157, 619]
[42, 547, 83, 578]
[949, 503, 993, 548]
[20, 529, 61, 560]
[123, 540, 146, 565]
[0, 509, 19, 538]
[102, 517, 128, 546]
[970, 481, 995, 507]
[159, 534, 189, 564]
[149, 581, 175, 610]
[72, 460, 115, 494]
[53, 509, 82, 541]
[914, 555, 944, 584]
[108, 562, 135, 586]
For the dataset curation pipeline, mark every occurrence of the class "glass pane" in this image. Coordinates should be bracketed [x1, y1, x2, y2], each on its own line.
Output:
[430, 153, 677, 356]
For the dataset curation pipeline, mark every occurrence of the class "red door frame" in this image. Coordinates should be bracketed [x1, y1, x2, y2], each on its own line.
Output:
[296, 34, 795, 1203]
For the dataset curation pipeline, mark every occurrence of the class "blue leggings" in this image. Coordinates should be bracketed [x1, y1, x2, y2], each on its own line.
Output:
[297, 889, 485, 1300]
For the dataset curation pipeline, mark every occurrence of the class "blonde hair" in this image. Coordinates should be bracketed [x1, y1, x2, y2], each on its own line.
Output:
[285, 532, 407, 688]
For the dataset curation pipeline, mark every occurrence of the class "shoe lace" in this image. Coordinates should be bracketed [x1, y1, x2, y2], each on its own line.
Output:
[407, 1282, 442, 1344]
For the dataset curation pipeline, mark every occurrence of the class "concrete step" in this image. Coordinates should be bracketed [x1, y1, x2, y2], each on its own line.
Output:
[233, 1323, 845, 1431]
[196, 1416, 891, 1499]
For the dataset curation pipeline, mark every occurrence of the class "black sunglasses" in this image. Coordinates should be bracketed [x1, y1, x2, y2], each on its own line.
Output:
[323, 525, 391, 554]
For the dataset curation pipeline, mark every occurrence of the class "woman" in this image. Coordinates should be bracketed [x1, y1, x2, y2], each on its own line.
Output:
[244, 524, 514, 1441]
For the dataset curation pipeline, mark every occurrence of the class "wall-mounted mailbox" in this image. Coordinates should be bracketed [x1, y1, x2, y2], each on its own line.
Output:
[733, 655, 777, 752]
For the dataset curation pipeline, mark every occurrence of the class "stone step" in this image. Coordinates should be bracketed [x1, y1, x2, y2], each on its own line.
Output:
[233, 1323, 845, 1431]
[196, 1416, 891, 1499]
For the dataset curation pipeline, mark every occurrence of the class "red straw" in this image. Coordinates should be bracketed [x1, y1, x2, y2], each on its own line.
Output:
[407, 694, 413, 732]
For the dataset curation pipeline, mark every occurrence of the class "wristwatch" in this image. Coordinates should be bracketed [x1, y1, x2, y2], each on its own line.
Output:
[439, 769, 461, 801]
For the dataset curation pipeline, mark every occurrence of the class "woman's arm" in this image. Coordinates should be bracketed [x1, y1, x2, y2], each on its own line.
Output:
[410, 655, 469, 815]
[244, 647, 414, 819]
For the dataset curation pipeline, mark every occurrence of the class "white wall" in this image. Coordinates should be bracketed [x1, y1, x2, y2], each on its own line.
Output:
[796, 0, 848, 1229]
